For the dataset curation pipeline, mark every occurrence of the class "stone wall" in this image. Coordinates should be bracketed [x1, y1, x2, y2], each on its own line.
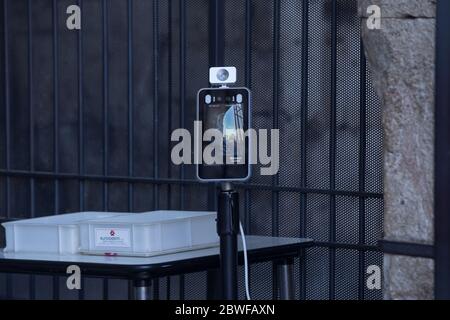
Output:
[358, 0, 436, 300]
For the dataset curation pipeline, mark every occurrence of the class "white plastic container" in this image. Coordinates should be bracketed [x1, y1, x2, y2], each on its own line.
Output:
[2, 212, 132, 255]
[79, 211, 219, 257]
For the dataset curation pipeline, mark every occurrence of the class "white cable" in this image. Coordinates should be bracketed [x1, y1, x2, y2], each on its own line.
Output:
[239, 222, 251, 300]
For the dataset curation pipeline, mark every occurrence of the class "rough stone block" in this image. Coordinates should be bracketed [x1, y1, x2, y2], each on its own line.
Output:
[358, 0, 436, 18]
[360, 15, 435, 300]
[384, 255, 434, 300]
[362, 18, 435, 244]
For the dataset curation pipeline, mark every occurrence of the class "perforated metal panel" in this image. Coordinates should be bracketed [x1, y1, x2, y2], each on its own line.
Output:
[0, 0, 383, 300]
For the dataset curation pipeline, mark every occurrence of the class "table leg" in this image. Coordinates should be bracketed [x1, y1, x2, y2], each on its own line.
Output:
[133, 280, 151, 300]
[277, 259, 295, 300]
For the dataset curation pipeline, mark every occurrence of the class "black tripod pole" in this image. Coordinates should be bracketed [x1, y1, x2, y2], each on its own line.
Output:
[217, 182, 239, 300]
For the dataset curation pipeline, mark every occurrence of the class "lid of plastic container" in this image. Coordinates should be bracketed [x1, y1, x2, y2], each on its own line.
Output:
[2, 212, 132, 226]
[81, 210, 216, 225]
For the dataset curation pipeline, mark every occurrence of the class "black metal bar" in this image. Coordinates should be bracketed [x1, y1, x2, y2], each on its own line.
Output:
[435, 0, 450, 300]
[0, 168, 383, 199]
[77, 0, 85, 300]
[328, 0, 337, 301]
[28, 0, 35, 219]
[244, 0, 252, 235]
[272, 0, 280, 236]
[245, 0, 252, 89]
[102, 278, 109, 300]
[166, 276, 171, 300]
[102, 0, 109, 300]
[3, 0, 10, 217]
[179, 0, 186, 299]
[153, 0, 159, 211]
[209, 0, 225, 68]
[53, 0, 60, 213]
[358, 38, 368, 300]
[52, 0, 60, 300]
[179, 0, 186, 207]
[153, 278, 160, 300]
[271, 0, 281, 300]
[166, 0, 173, 209]
[27, 0, 36, 300]
[166, 0, 173, 295]
[179, 274, 184, 300]
[314, 241, 379, 252]
[128, 280, 133, 299]
[127, 0, 134, 212]
[102, 0, 109, 213]
[299, 0, 309, 301]
[379, 240, 434, 259]
[3, 0, 12, 301]
[78, 0, 84, 213]
[206, 269, 222, 300]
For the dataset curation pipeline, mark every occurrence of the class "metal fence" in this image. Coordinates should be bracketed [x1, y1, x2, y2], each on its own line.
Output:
[0, 0, 383, 300]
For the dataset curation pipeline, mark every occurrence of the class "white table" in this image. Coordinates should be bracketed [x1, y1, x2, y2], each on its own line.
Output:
[0, 236, 313, 300]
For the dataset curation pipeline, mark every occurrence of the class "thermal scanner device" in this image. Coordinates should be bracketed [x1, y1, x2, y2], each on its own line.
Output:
[196, 67, 252, 182]
[196, 67, 253, 300]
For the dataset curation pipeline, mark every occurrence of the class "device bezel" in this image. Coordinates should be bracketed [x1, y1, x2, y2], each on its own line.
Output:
[196, 87, 252, 182]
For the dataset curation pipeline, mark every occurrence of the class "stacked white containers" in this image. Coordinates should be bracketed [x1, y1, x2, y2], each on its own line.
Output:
[2, 212, 132, 255]
[2, 211, 218, 256]
[79, 211, 218, 256]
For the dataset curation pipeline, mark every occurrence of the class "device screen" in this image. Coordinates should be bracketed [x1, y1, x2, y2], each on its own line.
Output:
[197, 88, 250, 181]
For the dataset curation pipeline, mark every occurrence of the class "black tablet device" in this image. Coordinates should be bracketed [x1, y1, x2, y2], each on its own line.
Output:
[196, 87, 251, 182]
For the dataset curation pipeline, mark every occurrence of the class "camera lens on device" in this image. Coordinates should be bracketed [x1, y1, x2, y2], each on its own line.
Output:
[216, 69, 229, 81]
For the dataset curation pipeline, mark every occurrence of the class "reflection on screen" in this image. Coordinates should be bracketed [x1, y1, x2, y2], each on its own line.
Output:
[205, 103, 245, 165]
